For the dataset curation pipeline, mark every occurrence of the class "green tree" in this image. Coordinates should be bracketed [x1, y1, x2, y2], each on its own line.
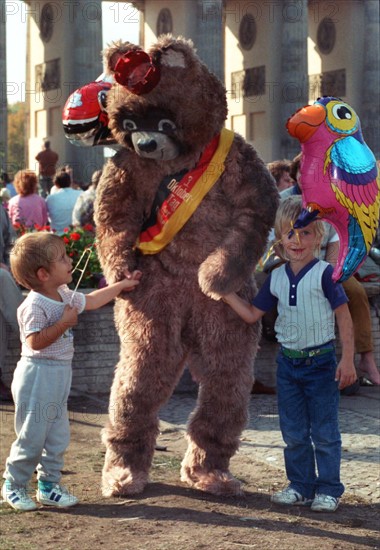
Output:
[7, 102, 26, 176]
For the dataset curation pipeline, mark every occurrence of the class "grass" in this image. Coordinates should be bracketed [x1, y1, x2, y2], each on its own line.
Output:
[152, 455, 182, 471]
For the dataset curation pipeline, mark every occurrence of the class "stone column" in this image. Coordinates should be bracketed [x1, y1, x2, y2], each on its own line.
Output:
[361, 0, 380, 159]
[280, 0, 308, 160]
[197, 0, 224, 80]
[73, 0, 103, 85]
[70, 0, 105, 183]
[0, 10, 7, 171]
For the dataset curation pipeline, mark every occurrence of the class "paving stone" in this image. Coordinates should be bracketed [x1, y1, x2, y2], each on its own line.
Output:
[159, 386, 380, 503]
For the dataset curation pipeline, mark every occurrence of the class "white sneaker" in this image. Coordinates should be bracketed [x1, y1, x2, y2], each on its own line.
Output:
[1, 481, 37, 511]
[311, 493, 339, 512]
[36, 484, 78, 507]
[271, 486, 313, 506]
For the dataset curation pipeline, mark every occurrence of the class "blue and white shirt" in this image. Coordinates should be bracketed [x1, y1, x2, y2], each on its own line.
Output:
[253, 259, 347, 350]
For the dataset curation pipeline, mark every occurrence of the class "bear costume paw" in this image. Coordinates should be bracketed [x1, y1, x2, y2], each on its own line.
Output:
[102, 462, 149, 497]
[180, 463, 243, 497]
[101, 437, 151, 496]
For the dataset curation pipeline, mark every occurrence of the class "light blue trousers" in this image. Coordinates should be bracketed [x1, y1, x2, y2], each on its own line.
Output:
[3, 357, 72, 487]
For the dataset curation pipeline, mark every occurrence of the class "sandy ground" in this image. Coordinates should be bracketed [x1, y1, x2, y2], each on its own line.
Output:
[0, 394, 379, 550]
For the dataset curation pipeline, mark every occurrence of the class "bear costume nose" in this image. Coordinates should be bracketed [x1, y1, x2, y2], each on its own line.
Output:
[137, 138, 157, 153]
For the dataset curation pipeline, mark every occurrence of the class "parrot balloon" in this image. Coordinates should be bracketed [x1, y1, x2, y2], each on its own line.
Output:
[286, 96, 380, 282]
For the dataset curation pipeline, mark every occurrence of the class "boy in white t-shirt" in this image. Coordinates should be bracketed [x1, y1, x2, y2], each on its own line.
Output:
[2, 232, 140, 511]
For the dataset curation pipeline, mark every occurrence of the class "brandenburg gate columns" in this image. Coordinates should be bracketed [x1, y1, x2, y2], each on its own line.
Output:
[279, 0, 308, 160]
[361, 0, 380, 159]
[27, 0, 104, 184]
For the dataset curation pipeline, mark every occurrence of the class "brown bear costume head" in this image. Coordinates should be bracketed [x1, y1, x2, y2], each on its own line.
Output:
[102, 35, 228, 164]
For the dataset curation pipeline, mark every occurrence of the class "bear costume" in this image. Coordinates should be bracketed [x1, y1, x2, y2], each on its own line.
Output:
[94, 36, 279, 497]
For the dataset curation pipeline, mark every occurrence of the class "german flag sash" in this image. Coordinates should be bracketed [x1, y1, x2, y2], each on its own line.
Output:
[136, 128, 234, 254]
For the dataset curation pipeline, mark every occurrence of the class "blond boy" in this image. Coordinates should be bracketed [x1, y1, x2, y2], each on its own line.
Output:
[2, 233, 140, 511]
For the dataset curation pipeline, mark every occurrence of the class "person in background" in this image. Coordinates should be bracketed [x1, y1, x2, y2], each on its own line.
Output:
[65, 165, 83, 191]
[50, 165, 81, 195]
[0, 172, 17, 199]
[8, 170, 48, 229]
[267, 159, 294, 192]
[0, 270, 23, 402]
[0, 187, 11, 210]
[0, 206, 23, 402]
[222, 196, 356, 512]
[46, 170, 83, 234]
[1, 232, 141, 511]
[35, 140, 59, 198]
[72, 168, 103, 227]
[284, 154, 379, 387]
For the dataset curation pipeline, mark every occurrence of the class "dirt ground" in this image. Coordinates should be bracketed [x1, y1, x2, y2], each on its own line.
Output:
[0, 395, 379, 550]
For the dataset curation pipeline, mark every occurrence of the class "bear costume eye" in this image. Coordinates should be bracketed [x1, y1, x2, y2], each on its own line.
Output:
[158, 119, 176, 133]
[123, 119, 138, 131]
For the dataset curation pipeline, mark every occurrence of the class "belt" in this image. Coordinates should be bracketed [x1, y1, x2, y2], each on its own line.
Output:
[281, 346, 334, 359]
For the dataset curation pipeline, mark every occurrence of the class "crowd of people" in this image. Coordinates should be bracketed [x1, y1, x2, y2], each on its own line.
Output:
[1, 141, 101, 234]
[0, 146, 378, 513]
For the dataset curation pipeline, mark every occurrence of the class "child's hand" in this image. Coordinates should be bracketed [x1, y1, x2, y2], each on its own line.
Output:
[61, 305, 79, 329]
[120, 269, 141, 292]
[335, 359, 357, 390]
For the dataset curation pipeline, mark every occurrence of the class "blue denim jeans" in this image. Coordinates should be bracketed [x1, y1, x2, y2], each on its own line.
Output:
[276, 346, 344, 499]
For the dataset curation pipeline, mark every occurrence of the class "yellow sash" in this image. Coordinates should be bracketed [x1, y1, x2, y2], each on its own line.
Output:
[136, 128, 234, 254]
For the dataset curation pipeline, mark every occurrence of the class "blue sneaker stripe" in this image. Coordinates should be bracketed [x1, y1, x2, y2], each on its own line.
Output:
[10, 494, 20, 503]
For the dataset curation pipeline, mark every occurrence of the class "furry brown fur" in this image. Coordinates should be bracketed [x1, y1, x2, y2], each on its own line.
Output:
[95, 35, 279, 497]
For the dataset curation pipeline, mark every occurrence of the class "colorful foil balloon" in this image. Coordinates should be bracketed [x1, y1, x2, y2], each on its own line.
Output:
[286, 96, 380, 282]
[62, 75, 116, 147]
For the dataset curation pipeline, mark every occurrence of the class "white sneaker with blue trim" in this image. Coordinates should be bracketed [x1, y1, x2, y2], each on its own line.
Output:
[271, 486, 313, 506]
[36, 484, 78, 507]
[1, 481, 37, 511]
[311, 493, 339, 512]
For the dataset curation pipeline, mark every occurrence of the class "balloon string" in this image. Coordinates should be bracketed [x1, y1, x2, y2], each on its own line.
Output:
[69, 247, 93, 306]
[260, 241, 280, 268]
[287, 220, 300, 243]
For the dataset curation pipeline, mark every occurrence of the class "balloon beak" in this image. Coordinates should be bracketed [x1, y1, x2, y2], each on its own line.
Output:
[286, 104, 326, 142]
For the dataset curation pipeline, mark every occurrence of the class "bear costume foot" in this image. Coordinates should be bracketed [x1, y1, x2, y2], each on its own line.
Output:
[101, 465, 149, 497]
[180, 464, 243, 497]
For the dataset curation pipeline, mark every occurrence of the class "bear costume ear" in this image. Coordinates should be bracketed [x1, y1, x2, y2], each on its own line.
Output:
[149, 35, 197, 71]
[161, 49, 186, 69]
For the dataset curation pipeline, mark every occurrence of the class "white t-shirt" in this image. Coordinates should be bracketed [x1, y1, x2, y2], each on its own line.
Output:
[18, 285, 86, 361]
